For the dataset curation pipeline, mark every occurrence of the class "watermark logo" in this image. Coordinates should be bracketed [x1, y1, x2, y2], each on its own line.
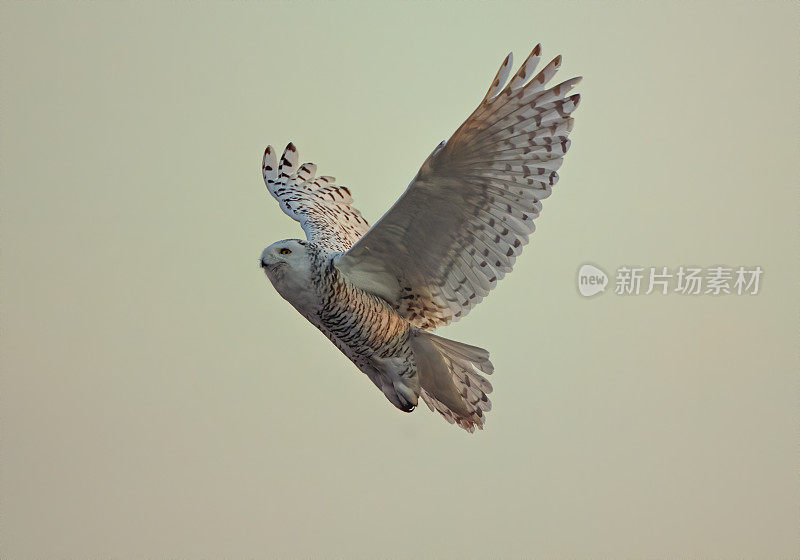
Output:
[577, 264, 608, 297]
[578, 265, 763, 297]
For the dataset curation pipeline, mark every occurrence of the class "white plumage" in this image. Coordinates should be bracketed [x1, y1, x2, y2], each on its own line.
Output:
[259, 44, 580, 432]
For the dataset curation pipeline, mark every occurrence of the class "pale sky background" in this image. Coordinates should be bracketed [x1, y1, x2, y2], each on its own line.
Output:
[1, 2, 798, 559]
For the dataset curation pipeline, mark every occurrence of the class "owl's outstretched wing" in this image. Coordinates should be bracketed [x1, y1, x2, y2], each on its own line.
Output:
[262, 143, 370, 252]
[336, 44, 580, 330]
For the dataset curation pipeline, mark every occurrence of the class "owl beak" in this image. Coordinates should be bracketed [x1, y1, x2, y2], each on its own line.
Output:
[261, 250, 277, 269]
[260, 253, 282, 272]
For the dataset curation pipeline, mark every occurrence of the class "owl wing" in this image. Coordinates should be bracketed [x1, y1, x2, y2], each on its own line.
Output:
[336, 45, 580, 329]
[262, 143, 370, 252]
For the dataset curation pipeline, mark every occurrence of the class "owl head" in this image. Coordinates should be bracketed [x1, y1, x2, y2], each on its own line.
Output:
[260, 239, 315, 301]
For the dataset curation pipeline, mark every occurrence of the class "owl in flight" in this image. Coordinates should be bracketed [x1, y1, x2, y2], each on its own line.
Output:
[260, 44, 580, 432]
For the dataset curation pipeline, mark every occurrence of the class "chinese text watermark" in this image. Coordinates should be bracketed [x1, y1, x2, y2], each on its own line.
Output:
[577, 265, 762, 297]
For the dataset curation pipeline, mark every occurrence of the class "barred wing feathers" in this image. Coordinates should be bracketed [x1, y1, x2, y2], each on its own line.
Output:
[263, 143, 370, 252]
[337, 45, 581, 329]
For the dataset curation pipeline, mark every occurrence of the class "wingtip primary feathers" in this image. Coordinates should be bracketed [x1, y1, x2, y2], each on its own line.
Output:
[482, 44, 570, 104]
[263, 142, 301, 178]
[279, 143, 299, 178]
[506, 43, 542, 91]
[262, 145, 278, 184]
[482, 52, 514, 102]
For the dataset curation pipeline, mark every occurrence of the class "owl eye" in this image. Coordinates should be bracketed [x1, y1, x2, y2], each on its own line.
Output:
[279, 248, 292, 255]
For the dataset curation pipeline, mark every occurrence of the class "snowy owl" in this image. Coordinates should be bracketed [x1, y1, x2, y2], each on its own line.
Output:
[260, 44, 580, 432]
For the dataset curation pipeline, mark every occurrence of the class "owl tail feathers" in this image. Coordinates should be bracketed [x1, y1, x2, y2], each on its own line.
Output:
[410, 332, 494, 433]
